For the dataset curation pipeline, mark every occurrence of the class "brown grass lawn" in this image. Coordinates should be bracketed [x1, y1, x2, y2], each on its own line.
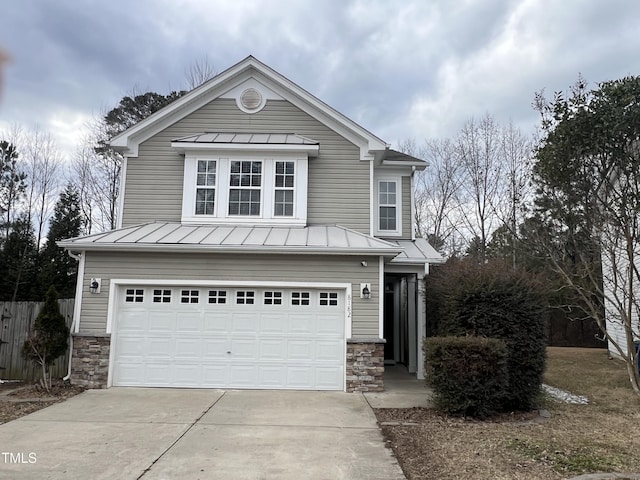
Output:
[376, 347, 640, 480]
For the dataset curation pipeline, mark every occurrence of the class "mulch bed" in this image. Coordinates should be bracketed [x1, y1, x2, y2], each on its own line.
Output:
[0, 380, 85, 424]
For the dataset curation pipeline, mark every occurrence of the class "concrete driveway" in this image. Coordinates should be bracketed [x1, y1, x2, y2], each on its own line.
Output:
[0, 388, 405, 480]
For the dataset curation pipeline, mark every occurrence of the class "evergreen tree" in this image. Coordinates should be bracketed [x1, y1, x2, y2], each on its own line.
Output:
[0, 214, 38, 301]
[0, 139, 27, 240]
[22, 286, 70, 390]
[37, 184, 82, 298]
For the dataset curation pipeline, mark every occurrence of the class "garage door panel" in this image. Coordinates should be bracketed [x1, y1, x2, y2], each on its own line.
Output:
[115, 336, 146, 356]
[229, 365, 258, 386]
[230, 338, 258, 358]
[288, 340, 314, 361]
[118, 310, 149, 332]
[316, 340, 343, 362]
[288, 314, 315, 335]
[147, 311, 177, 333]
[113, 286, 345, 390]
[114, 363, 145, 385]
[146, 337, 174, 358]
[260, 314, 286, 334]
[287, 366, 314, 388]
[175, 313, 203, 333]
[316, 314, 344, 336]
[172, 363, 202, 386]
[259, 339, 287, 360]
[231, 313, 260, 333]
[145, 363, 172, 385]
[203, 312, 231, 332]
[175, 338, 202, 358]
[315, 367, 343, 389]
[202, 364, 229, 385]
[202, 338, 230, 358]
[259, 366, 287, 387]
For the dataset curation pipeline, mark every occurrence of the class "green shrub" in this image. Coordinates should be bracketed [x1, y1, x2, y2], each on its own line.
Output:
[430, 260, 548, 410]
[424, 336, 508, 418]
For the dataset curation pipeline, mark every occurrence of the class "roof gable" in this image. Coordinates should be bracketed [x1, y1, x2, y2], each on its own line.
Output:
[110, 56, 389, 159]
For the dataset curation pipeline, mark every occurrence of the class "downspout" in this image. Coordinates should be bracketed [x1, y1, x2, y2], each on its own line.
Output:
[410, 166, 416, 240]
[63, 251, 84, 381]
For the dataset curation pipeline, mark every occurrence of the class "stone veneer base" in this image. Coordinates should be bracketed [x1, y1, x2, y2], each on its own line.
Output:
[346, 338, 385, 392]
[71, 334, 110, 389]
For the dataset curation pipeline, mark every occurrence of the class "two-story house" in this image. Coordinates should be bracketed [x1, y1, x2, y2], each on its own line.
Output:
[59, 56, 444, 392]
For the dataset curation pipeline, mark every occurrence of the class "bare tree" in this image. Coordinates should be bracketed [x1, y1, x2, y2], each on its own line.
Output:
[69, 135, 99, 234]
[455, 115, 505, 263]
[24, 128, 61, 247]
[70, 120, 122, 232]
[184, 56, 217, 90]
[413, 139, 465, 254]
[497, 121, 533, 267]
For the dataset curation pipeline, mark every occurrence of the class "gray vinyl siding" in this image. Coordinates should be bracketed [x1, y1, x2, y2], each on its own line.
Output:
[79, 251, 380, 337]
[402, 176, 412, 239]
[122, 99, 370, 233]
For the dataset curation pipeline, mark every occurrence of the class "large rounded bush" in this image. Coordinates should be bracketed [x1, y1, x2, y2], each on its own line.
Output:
[428, 260, 548, 410]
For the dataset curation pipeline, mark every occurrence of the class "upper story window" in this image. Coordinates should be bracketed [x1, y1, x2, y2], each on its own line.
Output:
[196, 160, 216, 215]
[229, 161, 262, 216]
[181, 153, 308, 226]
[375, 178, 401, 236]
[274, 161, 294, 217]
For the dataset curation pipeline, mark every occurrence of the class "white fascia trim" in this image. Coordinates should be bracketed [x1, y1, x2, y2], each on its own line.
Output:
[381, 160, 428, 169]
[171, 142, 320, 156]
[378, 256, 384, 339]
[58, 244, 403, 256]
[105, 278, 353, 388]
[116, 156, 128, 229]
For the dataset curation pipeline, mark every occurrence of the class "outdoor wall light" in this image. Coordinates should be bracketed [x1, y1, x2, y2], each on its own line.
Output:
[89, 278, 101, 294]
[360, 283, 371, 299]
[360, 260, 368, 267]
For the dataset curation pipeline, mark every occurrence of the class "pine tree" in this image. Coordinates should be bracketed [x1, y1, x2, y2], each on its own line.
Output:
[22, 286, 70, 391]
[0, 214, 38, 301]
[37, 184, 82, 298]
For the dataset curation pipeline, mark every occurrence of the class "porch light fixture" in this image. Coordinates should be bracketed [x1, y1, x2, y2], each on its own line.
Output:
[361, 284, 371, 299]
[89, 278, 101, 294]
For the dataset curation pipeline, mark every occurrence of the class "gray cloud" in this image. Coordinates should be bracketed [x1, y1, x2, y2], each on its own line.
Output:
[2, 0, 640, 159]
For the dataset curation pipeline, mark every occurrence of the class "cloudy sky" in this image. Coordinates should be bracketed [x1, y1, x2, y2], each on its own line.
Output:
[1, 0, 639, 160]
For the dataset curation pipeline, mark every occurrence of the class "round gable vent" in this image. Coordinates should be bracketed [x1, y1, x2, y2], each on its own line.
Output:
[240, 88, 263, 111]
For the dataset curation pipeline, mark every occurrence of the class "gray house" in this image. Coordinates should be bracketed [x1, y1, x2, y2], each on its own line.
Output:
[59, 56, 443, 392]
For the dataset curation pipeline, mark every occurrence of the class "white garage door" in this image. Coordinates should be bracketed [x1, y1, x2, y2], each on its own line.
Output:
[112, 286, 345, 390]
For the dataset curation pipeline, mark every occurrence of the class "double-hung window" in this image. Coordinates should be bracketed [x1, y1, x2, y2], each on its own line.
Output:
[274, 161, 294, 217]
[195, 160, 216, 215]
[229, 161, 262, 216]
[376, 178, 401, 235]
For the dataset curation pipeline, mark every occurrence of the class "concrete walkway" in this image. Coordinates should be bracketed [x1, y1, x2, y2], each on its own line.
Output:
[365, 364, 434, 409]
[0, 388, 405, 480]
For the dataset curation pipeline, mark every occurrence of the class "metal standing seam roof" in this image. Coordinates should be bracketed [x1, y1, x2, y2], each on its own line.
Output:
[57, 222, 404, 256]
[389, 238, 445, 264]
[172, 132, 320, 146]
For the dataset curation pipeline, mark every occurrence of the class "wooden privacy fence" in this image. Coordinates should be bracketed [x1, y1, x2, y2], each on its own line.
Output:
[0, 299, 75, 382]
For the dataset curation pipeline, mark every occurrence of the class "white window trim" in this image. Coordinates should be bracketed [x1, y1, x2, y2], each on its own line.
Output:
[374, 177, 402, 236]
[181, 152, 308, 226]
